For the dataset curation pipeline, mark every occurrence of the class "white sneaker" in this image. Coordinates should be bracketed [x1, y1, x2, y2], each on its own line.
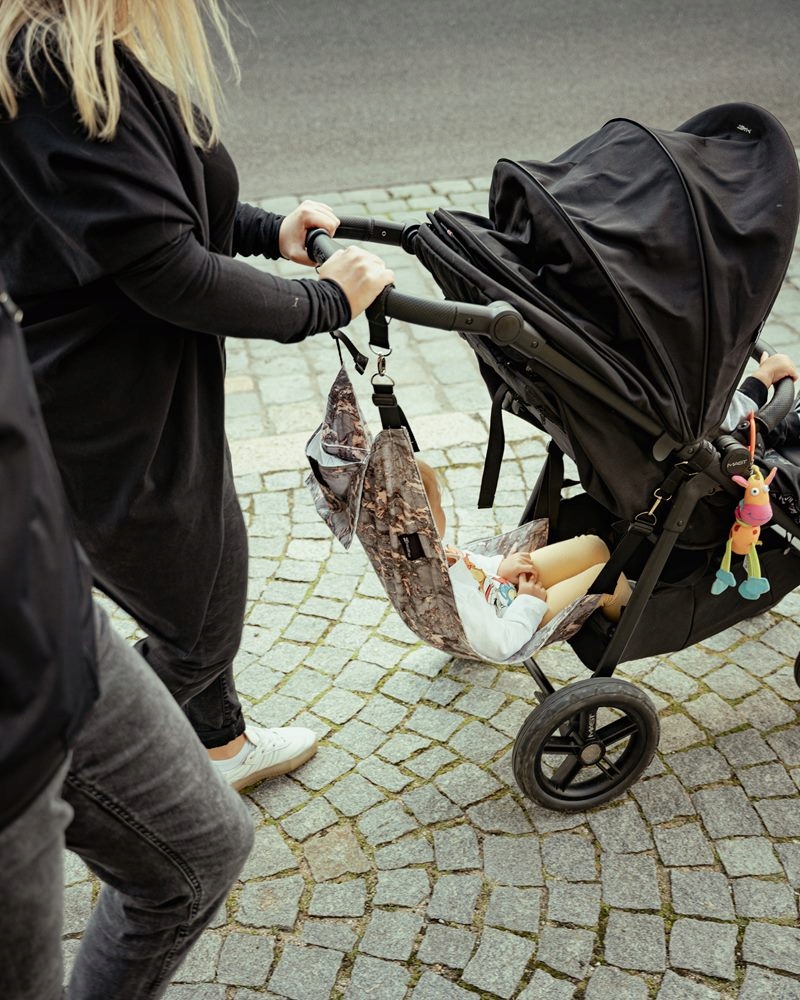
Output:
[219, 726, 318, 791]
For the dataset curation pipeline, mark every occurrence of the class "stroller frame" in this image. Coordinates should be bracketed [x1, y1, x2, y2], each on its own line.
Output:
[307, 208, 800, 812]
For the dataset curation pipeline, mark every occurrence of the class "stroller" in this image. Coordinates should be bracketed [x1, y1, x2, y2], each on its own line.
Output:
[306, 102, 800, 812]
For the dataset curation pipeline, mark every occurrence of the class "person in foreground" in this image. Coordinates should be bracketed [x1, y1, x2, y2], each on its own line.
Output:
[0, 0, 395, 790]
[418, 461, 631, 661]
[0, 277, 253, 1000]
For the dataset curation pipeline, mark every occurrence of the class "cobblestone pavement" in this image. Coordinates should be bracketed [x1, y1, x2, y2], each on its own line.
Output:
[75, 174, 800, 1000]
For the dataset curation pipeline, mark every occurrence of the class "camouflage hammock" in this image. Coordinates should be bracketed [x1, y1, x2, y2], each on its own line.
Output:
[305, 366, 602, 663]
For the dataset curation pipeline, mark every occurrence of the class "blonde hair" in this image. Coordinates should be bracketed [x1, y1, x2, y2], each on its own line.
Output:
[416, 460, 441, 509]
[417, 458, 448, 538]
[0, 0, 240, 147]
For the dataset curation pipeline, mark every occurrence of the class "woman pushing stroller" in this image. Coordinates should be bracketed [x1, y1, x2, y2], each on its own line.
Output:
[0, 0, 395, 792]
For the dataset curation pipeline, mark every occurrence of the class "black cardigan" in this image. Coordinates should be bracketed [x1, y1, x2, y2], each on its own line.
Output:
[0, 48, 349, 650]
[0, 275, 97, 831]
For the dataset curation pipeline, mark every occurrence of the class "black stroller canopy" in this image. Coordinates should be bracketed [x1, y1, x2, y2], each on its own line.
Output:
[456, 103, 799, 445]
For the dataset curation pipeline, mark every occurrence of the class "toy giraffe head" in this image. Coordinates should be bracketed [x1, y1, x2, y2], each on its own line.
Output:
[732, 465, 776, 527]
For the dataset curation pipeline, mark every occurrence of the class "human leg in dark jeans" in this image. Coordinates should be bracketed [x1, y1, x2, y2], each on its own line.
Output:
[126, 474, 317, 786]
[132, 478, 250, 748]
[0, 604, 254, 1000]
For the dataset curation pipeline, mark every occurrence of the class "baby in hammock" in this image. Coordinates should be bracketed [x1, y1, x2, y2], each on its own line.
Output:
[417, 461, 631, 661]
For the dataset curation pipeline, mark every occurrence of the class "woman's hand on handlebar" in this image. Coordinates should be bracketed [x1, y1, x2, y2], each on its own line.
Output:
[318, 246, 395, 318]
[279, 200, 340, 265]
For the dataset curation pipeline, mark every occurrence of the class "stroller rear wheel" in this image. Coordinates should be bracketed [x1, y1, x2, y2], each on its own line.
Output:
[794, 651, 800, 690]
[512, 677, 660, 811]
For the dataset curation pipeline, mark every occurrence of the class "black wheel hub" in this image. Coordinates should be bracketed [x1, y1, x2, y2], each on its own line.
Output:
[579, 741, 606, 766]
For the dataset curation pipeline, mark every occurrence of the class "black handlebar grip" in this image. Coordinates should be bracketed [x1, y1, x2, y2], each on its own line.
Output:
[383, 294, 524, 341]
[306, 228, 342, 265]
[382, 290, 458, 329]
[756, 374, 796, 434]
[335, 217, 406, 244]
[336, 216, 420, 253]
[305, 227, 524, 340]
[752, 338, 774, 362]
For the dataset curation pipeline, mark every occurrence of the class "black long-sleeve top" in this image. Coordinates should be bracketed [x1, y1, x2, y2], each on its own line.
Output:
[0, 275, 97, 831]
[0, 47, 349, 649]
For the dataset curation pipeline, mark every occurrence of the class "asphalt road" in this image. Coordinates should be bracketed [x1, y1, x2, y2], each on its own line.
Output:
[221, 0, 800, 201]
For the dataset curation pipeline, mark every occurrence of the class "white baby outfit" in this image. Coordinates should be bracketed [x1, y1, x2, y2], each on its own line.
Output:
[447, 547, 548, 661]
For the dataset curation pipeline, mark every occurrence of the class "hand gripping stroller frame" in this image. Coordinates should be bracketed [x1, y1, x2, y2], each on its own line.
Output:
[306, 116, 800, 813]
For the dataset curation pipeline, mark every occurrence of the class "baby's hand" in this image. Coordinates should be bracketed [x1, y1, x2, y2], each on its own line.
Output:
[517, 572, 547, 602]
[498, 552, 536, 583]
[754, 351, 798, 388]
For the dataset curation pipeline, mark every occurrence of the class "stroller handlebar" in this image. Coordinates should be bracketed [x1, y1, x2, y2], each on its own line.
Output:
[750, 340, 796, 435]
[756, 373, 796, 435]
[714, 372, 795, 476]
[306, 227, 526, 342]
[335, 216, 420, 253]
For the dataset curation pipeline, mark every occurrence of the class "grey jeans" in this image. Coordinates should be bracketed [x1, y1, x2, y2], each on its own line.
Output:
[0, 605, 254, 1000]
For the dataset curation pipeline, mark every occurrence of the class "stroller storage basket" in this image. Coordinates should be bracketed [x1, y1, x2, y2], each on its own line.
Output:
[571, 525, 800, 666]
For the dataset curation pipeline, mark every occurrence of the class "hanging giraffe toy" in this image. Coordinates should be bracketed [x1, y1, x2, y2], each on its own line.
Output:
[711, 412, 776, 600]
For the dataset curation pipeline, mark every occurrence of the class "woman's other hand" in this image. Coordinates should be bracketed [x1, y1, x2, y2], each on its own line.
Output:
[279, 200, 340, 265]
[318, 246, 395, 318]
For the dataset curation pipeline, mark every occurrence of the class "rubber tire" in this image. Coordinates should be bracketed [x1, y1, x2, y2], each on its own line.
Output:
[794, 651, 800, 691]
[512, 677, 660, 812]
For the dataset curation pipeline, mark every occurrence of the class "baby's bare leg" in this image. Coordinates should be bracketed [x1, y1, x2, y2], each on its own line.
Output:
[541, 563, 631, 626]
[532, 535, 611, 589]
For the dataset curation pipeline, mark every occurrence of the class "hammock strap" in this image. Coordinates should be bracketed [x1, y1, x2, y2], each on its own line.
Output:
[371, 382, 419, 450]
[530, 442, 567, 537]
[588, 518, 654, 596]
[478, 384, 509, 509]
[330, 329, 369, 375]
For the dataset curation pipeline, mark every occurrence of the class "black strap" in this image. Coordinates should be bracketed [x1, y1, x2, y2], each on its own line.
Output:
[588, 518, 653, 596]
[330, 330, 368, 375]
[371, 382, 419, 450]
[588, 463, 693, 596]
[478, 384, 509, 509]
[534, 442, 565, 535]
[365, 287, 393, 353]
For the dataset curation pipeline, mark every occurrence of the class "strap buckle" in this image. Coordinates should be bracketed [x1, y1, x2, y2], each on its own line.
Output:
[636, 488, 671, 528]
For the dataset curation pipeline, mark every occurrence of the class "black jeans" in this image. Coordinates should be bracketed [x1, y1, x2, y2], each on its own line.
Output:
[132, 480, 249, 748]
